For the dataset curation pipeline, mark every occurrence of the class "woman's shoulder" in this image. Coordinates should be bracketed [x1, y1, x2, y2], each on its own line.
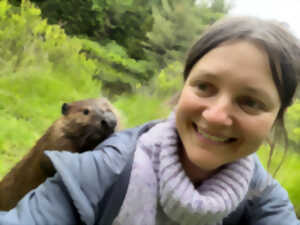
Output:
[135, 117, 177, 158]
[225, 154, 299, 225]
[246, 154, 270, 198]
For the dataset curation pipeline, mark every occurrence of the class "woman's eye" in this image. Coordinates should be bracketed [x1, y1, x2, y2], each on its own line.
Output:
[196, 82, 216, 96]
[239, 97, 266, 113]
[198, 83, 209, 90]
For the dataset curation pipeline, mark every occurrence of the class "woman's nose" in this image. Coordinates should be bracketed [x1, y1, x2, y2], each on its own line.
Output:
[201, 98, 233, 126]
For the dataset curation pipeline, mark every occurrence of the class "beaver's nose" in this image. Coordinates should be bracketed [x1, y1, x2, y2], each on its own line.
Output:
[101, 112, 117, 131]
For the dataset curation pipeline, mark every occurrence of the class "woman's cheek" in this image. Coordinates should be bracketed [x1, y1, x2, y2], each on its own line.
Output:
[244, 114, 276, 146]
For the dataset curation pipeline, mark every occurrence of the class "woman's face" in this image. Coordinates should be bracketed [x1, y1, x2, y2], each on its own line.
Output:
[176, 40, 281, 174]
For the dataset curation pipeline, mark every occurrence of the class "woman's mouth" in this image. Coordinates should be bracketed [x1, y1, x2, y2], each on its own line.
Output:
[193, 123, 237, 144]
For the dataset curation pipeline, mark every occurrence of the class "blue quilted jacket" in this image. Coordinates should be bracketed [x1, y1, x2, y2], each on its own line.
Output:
[0, 121, 299, 225]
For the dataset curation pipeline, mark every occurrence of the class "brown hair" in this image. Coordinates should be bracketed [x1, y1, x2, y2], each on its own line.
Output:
[183, 16, 300, 174]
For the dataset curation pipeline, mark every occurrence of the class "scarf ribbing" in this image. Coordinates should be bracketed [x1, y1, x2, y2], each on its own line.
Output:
[113, 116, 255, 225]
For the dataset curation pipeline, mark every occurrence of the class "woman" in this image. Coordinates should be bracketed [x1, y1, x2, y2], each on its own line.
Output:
[1, 16, 299, 225]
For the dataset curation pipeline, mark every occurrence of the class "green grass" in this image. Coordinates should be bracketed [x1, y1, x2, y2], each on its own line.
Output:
[113, 93, 171, 128]
[257, 146, 300, 215]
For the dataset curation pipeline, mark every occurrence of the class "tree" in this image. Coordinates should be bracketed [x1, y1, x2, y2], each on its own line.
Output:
[9, 0, 155, 60]
[143, 0, 229, 69]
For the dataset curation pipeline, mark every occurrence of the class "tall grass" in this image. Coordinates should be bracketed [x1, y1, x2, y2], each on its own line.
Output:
[113, 93, 171, 128]
[257, 146, 300, 215]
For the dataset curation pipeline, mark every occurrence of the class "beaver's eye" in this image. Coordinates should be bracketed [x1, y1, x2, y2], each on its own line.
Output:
[83, 109, 90, 115]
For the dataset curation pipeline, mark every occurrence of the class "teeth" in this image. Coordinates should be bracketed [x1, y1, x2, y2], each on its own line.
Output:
[197, 128, 228, 142]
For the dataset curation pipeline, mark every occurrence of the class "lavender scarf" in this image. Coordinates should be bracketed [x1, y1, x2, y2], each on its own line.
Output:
[113, 116, 255, 225]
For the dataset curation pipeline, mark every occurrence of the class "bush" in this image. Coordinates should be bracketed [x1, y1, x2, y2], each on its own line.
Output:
[79, 39, 155, 95]
[9, 0, 154, 60]
[0, 0, 102, 176]
[149, 60, 183, 97]
[257, 146, 300, 216]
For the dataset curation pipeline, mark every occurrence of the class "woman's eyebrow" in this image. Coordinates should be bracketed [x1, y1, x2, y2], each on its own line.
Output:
[191, 71, 220, 80]
[243, 86, 276, 103]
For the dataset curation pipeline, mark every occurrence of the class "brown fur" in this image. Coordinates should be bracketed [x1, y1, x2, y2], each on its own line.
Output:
[0, 97, 119, 210]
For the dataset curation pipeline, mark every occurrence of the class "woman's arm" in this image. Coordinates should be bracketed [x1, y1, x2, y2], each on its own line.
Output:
[0, 148, 130, 225]
[0, 137, 131, 224]
[244, 155, 300, 225]
[0, 121, 157, 225]
[0, 173, 80, 225]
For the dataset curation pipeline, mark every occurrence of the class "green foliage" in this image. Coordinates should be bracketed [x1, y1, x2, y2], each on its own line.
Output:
[112, 60, 183, 128]
[92, 0, 154, 59]
[113, 93, 171, 128]
[207, 0, 231, 14]
[286, 100, 300, 152]
[0, 0, 102, 176]
[2, 0, 156, 96]
[257, 146, 300, 215]
[257, 100, 300, 214]
[257, 98, 300, 215]
[79, 39, 155, 95]
[7, 0, 231, 84]
[9, 0, 154, 60]
[0, 0, 97, 78]
[143, 0, 228, 69]
[149, 61, 183, 97]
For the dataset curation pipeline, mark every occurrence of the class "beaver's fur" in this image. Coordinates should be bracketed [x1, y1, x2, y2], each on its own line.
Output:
[0, 97, 119, 210]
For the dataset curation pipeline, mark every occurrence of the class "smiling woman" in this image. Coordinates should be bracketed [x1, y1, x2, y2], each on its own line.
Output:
[176, 40, 281, 178]
[0, 16, 300, 225]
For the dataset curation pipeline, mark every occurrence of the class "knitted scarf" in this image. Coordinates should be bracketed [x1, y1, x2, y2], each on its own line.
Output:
[113, 116, 255, 225]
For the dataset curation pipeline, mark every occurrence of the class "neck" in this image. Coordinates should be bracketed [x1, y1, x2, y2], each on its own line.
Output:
[179, 145, 219, 186]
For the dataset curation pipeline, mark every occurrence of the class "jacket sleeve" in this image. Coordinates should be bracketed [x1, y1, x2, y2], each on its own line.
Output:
[244, 155, 300, 225]
[0, 132, 137, 225]
[0, 121, 158, 225]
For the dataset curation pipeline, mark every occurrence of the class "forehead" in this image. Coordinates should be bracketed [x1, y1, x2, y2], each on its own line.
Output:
[190, 40, 270, 80]
[188, 40, 280, 102]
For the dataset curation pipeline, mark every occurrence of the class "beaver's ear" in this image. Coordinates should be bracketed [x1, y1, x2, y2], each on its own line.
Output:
[61, 103, 70, 115]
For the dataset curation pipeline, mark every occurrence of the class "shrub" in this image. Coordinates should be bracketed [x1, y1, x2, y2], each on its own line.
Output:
[0, 0, 101, 176]
[79, 39, 155, 95]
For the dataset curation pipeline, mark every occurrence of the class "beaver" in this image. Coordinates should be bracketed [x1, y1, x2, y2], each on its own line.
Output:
[0, 97, 119, 210]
